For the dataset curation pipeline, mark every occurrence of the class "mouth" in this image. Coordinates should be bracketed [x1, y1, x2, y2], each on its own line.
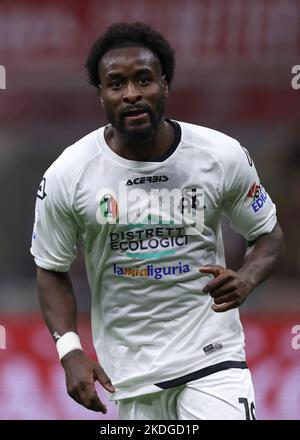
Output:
[122, 108, 150, 122]
[124, 112, 148, 122]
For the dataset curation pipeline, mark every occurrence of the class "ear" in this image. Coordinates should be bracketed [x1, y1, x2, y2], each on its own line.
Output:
[162, 75, 169, 99]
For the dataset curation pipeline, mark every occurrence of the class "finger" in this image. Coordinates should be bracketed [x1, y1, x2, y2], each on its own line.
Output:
[77, 384, 107, 413]
[213, 292, 238, 305]
[202, 272, 234, 293]
[95, 366, 115, 393]
[211, 300, 238, 313]
[199, 265, 226, 278]
[86, 392, 107, 413]
[68, 388, 83, 406]
[209, 283, 237, 298]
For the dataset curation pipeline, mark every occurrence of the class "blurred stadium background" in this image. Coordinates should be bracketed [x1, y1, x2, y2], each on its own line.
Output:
[0, 0, 300, 419]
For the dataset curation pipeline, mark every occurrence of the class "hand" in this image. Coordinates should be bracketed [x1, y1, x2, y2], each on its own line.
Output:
[199, 265, 255, 313]
[61, 349, 115, 413]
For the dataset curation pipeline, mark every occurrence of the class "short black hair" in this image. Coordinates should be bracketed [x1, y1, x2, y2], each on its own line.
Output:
[85, 22, 176, 88]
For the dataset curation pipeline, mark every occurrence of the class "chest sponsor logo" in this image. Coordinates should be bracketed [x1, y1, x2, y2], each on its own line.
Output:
[113, 261, 190, 279]
[247, 182, 268, 213]
[109, 226, 188, 259]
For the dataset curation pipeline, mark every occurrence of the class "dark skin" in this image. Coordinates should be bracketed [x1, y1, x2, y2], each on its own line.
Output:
[37, 268, 114, 413]
[200, 223, 284, 312]
[37, 45, 284, 413]
[99, 46, 173, 161]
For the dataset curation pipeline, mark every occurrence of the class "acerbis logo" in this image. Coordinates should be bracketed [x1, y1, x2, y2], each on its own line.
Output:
[126, 175, 169, 186]
[0, 325, 6, 349]
[0, 65, 6, 90]
[247, 182, 268, 213]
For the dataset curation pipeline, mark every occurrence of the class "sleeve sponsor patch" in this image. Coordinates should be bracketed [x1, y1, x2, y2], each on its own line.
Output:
[247, 182, 268, 213]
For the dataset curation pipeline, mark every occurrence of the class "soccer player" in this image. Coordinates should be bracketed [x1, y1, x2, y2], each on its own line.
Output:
[30, 23, 284, 420]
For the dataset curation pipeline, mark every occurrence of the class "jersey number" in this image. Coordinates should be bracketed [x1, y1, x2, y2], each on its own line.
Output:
[238, 397, 256, 420]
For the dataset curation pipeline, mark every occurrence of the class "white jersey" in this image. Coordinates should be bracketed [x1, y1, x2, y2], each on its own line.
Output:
[30, 120, 277, 400]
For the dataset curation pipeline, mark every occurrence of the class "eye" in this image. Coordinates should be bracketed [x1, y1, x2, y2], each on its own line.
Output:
[139, 77, 150, 86]
[111, 80, 122, 89]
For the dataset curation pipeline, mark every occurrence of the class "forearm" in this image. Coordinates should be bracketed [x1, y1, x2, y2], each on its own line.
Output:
[36, 266, 78, 343]
[237, 222, 284, 289]
[36, 266, 114, 410]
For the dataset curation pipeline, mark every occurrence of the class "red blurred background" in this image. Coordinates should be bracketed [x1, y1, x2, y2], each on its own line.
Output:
[0, 0, 300, 419]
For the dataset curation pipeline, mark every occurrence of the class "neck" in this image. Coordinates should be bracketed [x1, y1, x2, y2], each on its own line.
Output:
[105, 119, 173, 161]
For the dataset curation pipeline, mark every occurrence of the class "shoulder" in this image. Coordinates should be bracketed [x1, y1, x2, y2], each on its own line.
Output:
[39, 127, 104, 205]
[44, 127, 103, 183]
[175, 120, 245, 167]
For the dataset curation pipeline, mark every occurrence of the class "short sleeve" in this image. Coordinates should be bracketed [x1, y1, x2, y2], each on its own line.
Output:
[30, 167, 78, 272]
[221, 144, 277, 241]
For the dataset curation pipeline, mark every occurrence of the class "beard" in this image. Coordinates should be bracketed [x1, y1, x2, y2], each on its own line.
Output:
[105, 96, 165, 142]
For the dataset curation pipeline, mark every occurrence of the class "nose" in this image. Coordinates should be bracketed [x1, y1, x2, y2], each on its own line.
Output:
[123, 81, 142, 104]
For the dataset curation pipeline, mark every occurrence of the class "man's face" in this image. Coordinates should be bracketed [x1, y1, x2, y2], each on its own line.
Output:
[99, 46, 168, 141]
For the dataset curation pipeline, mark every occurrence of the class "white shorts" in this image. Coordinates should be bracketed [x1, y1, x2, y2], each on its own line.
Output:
[117, 368, 256, 420]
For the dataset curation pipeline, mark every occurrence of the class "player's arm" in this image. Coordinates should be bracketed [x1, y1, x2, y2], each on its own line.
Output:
[32, 167, 115, 411]
[199, 222, 284, 312]
[199, 142, 284, 312]
[36, 267, 115, 413]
